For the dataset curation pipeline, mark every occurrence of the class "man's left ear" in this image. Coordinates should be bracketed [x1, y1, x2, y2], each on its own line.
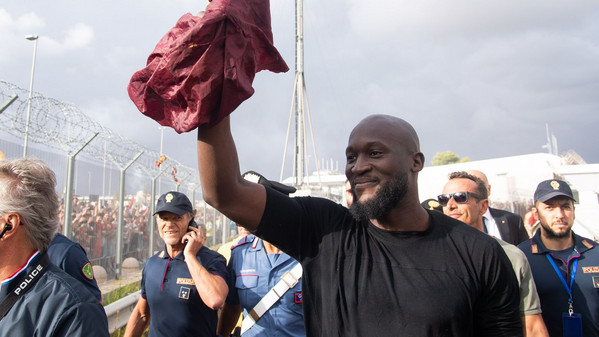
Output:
[411, 152, 425, 172]
[480, 199, 489, 215]
[5, 213, 21, 227]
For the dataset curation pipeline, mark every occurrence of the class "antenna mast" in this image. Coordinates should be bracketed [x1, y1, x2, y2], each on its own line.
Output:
[294, 0, 306, 187]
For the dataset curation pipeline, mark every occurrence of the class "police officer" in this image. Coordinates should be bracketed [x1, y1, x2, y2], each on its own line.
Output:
[0, 158, 109, 336]
[125, 191, 228, 337]
[217, 172, 305, 337]
[518, 179, 599, 337]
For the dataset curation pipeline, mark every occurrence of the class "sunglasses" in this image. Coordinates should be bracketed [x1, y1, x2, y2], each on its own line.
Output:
[437, 191, 485, 206]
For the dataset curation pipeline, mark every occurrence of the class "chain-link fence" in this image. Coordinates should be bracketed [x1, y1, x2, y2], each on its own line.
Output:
[0, 80, 234, 280]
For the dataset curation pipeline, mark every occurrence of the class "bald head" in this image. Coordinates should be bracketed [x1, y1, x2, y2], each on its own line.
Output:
[350, 114, 420, 154]
[467, 169, 491, 196]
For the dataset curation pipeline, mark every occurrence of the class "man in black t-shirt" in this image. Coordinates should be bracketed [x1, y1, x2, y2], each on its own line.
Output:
[197, 114, 522, 336]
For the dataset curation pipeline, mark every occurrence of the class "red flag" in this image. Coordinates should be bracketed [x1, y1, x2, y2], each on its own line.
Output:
[128, 0, 289, 133]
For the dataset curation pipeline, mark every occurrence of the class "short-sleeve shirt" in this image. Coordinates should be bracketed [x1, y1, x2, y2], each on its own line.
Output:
[494, 237, 542, 315]
[226, 235, 305, 337]
[518, 231, 599, 337]
[255, 187, 522, 337]
[141, 246, 227, 337]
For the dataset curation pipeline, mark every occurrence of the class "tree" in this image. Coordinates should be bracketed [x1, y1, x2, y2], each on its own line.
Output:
[431, 151, 470, 166]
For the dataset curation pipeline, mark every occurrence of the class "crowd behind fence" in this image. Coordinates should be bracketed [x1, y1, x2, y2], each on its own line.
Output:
[60, 194, 232, 280]
[0, 80, 234, 280]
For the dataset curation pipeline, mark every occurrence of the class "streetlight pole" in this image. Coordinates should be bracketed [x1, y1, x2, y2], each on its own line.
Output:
[23, 34, 39, 158]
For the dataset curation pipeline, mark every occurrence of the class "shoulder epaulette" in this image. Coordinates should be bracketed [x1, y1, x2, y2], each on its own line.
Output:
[582, 239, 595, 249]
[231, 235, 254, 250]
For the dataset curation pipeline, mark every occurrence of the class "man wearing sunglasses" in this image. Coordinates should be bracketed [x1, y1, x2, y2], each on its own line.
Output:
[197, 114, 522, 336]
[440, 171, 548, 337]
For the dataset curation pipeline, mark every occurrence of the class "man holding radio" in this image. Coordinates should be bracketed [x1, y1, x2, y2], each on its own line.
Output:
[125, 191, 228, 337]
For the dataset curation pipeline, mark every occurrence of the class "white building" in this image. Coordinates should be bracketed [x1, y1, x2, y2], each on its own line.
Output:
[287, 152, 599, 240]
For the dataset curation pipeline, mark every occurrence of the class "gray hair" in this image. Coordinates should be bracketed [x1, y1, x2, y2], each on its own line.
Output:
[0, 158, 59, 251]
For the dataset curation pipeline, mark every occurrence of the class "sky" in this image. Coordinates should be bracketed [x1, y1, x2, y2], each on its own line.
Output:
[1, 0, 598, 182]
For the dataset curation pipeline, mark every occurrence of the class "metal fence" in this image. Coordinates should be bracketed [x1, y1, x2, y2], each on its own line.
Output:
[0, 80, 234, 280]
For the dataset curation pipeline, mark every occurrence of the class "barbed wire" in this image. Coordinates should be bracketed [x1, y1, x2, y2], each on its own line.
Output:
[0, 80, 199, 190]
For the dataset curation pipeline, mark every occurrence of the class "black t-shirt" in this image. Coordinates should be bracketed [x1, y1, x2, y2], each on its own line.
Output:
[255, 187, 522, 337]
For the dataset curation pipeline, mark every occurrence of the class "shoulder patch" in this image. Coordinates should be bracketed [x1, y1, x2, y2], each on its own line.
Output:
[81, 262, 94, 280]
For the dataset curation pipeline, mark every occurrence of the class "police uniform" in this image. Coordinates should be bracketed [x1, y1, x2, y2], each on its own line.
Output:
[141, 245, 227, 337]
[0, 251, 109, 336]
[226, 235, 305, 337]
[47, 232, 101, 301]
[518, 231, 599, 336]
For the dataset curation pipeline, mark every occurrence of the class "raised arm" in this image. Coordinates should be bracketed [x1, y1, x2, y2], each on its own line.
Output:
[197, 116, 266, 230]
[183, 226, 228, 310]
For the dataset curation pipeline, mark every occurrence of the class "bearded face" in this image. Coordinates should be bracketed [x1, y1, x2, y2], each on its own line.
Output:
[349, 172, 408, 222]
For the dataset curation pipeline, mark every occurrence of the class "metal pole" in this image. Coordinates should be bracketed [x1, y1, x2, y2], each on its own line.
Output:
[116, 151, 143, 279]
[148, 177, 157, 257]
[294, 0, 305, 187]
[63, 132, 99, 239]
[23, 35, 39, 157]
[158, 127, 164, 195]
[0, 94, 18, 115]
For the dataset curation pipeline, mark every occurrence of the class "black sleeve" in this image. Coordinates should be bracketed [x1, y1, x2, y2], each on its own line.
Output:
[515, 215, 530, 244]
[474, 239, 524, 337]
[254, 186, 348, 261]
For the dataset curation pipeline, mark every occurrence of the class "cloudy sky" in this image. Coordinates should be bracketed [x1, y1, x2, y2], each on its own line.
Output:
[1, 0, 598, 181]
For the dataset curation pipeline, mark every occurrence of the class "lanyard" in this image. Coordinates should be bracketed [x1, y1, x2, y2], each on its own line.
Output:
[546, 254, 578, 315]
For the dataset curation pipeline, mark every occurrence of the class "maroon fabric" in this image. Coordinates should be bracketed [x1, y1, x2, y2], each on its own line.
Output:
[128, 0, 288, 133]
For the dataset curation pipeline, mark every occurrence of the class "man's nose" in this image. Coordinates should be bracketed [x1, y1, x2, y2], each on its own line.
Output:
[351, 154, 371, 174]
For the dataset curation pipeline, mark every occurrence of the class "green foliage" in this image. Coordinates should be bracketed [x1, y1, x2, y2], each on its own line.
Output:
[103, 282, 140, 306]
[431, 151, 470, 166]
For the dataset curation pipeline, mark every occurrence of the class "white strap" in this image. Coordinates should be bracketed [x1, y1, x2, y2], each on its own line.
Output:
[240, 262, 303, 335]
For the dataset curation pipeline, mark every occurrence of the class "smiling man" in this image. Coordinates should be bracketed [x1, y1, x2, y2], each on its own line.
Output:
[124, 191, 228, 337]
[518, 179, 599, 337]
[197, 114, 522, 336]
[441, 171, 548, 337]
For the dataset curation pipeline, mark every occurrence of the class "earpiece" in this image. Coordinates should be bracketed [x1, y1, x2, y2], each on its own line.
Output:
[0, 223, 12, 239]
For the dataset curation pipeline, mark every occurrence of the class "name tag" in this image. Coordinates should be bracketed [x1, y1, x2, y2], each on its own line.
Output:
[176, 278, 195, 285]
[562, 313, 582, 337]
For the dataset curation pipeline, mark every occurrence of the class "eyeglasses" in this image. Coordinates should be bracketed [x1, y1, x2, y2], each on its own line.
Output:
[437, 192, 485, 206]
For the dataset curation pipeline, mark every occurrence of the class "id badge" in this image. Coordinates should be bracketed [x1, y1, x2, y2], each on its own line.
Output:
[562, 312, 582, 337]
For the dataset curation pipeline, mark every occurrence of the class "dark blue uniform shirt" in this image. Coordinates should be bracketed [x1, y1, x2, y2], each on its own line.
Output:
[226, 235, 305, 337]
[141, 245, 227, 337]
[518, 231, 599, 337]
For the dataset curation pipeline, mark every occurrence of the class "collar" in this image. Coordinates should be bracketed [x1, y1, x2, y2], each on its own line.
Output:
[157, 246, 186, 261]
[528, 230, 596, 255]
[1, 250, 40, 286]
